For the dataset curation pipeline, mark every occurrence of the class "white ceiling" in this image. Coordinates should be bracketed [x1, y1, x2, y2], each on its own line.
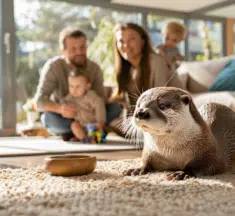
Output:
[112, 0, 227, 12]
[206, 4, 235, 18]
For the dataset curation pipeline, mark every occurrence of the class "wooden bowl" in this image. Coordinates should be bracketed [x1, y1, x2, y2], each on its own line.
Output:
[44, 155, 97, 176]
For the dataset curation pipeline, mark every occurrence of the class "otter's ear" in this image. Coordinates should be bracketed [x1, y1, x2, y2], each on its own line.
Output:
[181, 95, 190, 105]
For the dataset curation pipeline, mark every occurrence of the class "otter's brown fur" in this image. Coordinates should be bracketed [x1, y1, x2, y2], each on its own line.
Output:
[123, 87, 235, 180]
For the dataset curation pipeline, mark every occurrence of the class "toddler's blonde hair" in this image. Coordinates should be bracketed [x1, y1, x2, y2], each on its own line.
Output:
[162, 21, 187, 42]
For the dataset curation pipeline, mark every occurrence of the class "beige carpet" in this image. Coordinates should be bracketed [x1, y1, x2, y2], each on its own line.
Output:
[1, 159, 235, 216]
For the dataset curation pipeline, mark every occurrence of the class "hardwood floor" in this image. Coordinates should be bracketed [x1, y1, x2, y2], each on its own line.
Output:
[0, 150, 142, 168]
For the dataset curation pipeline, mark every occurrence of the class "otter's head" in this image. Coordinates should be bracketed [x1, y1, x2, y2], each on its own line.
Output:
[133, 87, 194, 136]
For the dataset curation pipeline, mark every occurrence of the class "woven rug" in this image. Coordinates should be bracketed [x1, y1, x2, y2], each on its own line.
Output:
[1, 159, 235, 216]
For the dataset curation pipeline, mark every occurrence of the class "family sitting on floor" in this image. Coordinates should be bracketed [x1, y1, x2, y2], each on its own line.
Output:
[33, 21, 188, 141]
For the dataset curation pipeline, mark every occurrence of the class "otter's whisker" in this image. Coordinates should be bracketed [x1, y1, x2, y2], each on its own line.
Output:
[119, 114, 143, 150]
[164, 72, 176, 88]
[128, 93, 140, 100]
[133, 81, 142, 97]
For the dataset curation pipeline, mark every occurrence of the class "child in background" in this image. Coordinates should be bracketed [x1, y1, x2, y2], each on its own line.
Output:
[157, 21, 187, 71]
[61, 70, 106, 142]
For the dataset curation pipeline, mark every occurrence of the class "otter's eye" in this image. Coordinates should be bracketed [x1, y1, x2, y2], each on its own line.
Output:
[159, 103, 171, 110]
[159, 103, 166, 110]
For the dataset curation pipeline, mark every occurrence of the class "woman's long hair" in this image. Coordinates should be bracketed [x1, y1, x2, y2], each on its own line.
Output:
[113, 23, 155, 96]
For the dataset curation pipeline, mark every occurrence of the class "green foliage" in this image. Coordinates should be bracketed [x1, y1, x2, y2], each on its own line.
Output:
[16, 0, 120, 95]
[16, 55, 40, 97]
[88, 18, 116, 84]
[16, 0, 94, 99]
[17, 109, 27, 123]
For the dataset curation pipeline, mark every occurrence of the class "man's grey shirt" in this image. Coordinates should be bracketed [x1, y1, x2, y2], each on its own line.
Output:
[34, 56, 105, 110]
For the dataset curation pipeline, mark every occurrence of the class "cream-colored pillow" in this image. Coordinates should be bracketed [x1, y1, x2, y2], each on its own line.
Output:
[177, 64, 189, 90]
[202, 56, 235, 77]
[178, 56, 235, 93]
[177, 62, 212, 93]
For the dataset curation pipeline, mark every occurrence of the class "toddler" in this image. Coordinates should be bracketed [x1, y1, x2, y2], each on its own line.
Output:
[61, 70, 106, 141]
[157, 21, 187, 71]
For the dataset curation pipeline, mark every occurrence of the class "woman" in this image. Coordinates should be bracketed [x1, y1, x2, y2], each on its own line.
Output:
[112, 22, 184, 107]
[109, 23, 184, 137]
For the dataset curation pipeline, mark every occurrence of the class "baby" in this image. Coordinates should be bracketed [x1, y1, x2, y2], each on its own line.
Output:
[61, 70, 106, 141]
[157, 21, 187, 71]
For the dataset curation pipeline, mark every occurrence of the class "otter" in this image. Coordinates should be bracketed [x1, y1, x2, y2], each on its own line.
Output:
[123, 87, 235, 180]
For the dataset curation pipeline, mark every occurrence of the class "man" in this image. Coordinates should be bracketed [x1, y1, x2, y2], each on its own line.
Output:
[34, 27, 121, 139]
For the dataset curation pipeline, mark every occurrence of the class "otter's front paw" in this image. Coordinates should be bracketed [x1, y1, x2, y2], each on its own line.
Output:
[123, 167, 151, 176]
[166, 171, 195, 181]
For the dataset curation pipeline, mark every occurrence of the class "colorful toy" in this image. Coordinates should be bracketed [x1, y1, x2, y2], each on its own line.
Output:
[82, 123, 106, 144]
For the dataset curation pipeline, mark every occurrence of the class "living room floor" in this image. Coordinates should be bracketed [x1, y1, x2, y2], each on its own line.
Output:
[0, 150, 141, 168]
[0, 134, 142, 168]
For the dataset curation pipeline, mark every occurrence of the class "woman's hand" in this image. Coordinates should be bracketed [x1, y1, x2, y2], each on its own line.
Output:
[60, 104, 77, 118]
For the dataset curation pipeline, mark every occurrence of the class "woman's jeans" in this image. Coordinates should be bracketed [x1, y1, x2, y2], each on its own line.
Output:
[41, 103, 122, 135]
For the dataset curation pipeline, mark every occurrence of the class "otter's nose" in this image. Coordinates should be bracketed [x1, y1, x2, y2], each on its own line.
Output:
[135, 109, 150, 120]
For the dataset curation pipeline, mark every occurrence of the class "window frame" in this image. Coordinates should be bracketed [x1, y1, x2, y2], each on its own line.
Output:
[0, 0, 16, 136]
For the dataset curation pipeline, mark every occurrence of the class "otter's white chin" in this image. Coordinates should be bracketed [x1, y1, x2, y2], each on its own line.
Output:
[135, 120, 166, 135]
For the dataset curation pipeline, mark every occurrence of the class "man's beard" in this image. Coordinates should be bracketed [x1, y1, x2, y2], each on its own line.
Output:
[69, 55, 86, 67]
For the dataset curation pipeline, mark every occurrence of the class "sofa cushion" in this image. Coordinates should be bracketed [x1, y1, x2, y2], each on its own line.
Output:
[177, 61, 215, 93]
[177, 56, 235, 93]
[176, 64, 189, 90]
[208, 60, 235, 91]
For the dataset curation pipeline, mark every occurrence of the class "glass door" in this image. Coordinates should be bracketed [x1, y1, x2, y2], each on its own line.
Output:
[14, 0, 142, 133]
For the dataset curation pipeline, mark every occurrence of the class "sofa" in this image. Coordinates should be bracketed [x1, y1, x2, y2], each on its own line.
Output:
[177, 55, 235, 109]
[104, 55, 235, 110]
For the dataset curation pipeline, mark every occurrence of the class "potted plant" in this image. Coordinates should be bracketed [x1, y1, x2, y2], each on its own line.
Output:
[22, 99, 39, 125]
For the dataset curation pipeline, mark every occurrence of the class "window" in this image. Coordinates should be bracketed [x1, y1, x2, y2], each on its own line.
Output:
[12, 0, 227, 132]
[14, 0, 141, 127]
[147, 14, 185, 54]
[188, 20, 223, 61]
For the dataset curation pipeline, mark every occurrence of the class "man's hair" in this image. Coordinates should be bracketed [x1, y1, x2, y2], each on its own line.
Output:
[162, 22, 187, 42]
[69, 68, 91, 82]
[59, 27, 87, 50]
